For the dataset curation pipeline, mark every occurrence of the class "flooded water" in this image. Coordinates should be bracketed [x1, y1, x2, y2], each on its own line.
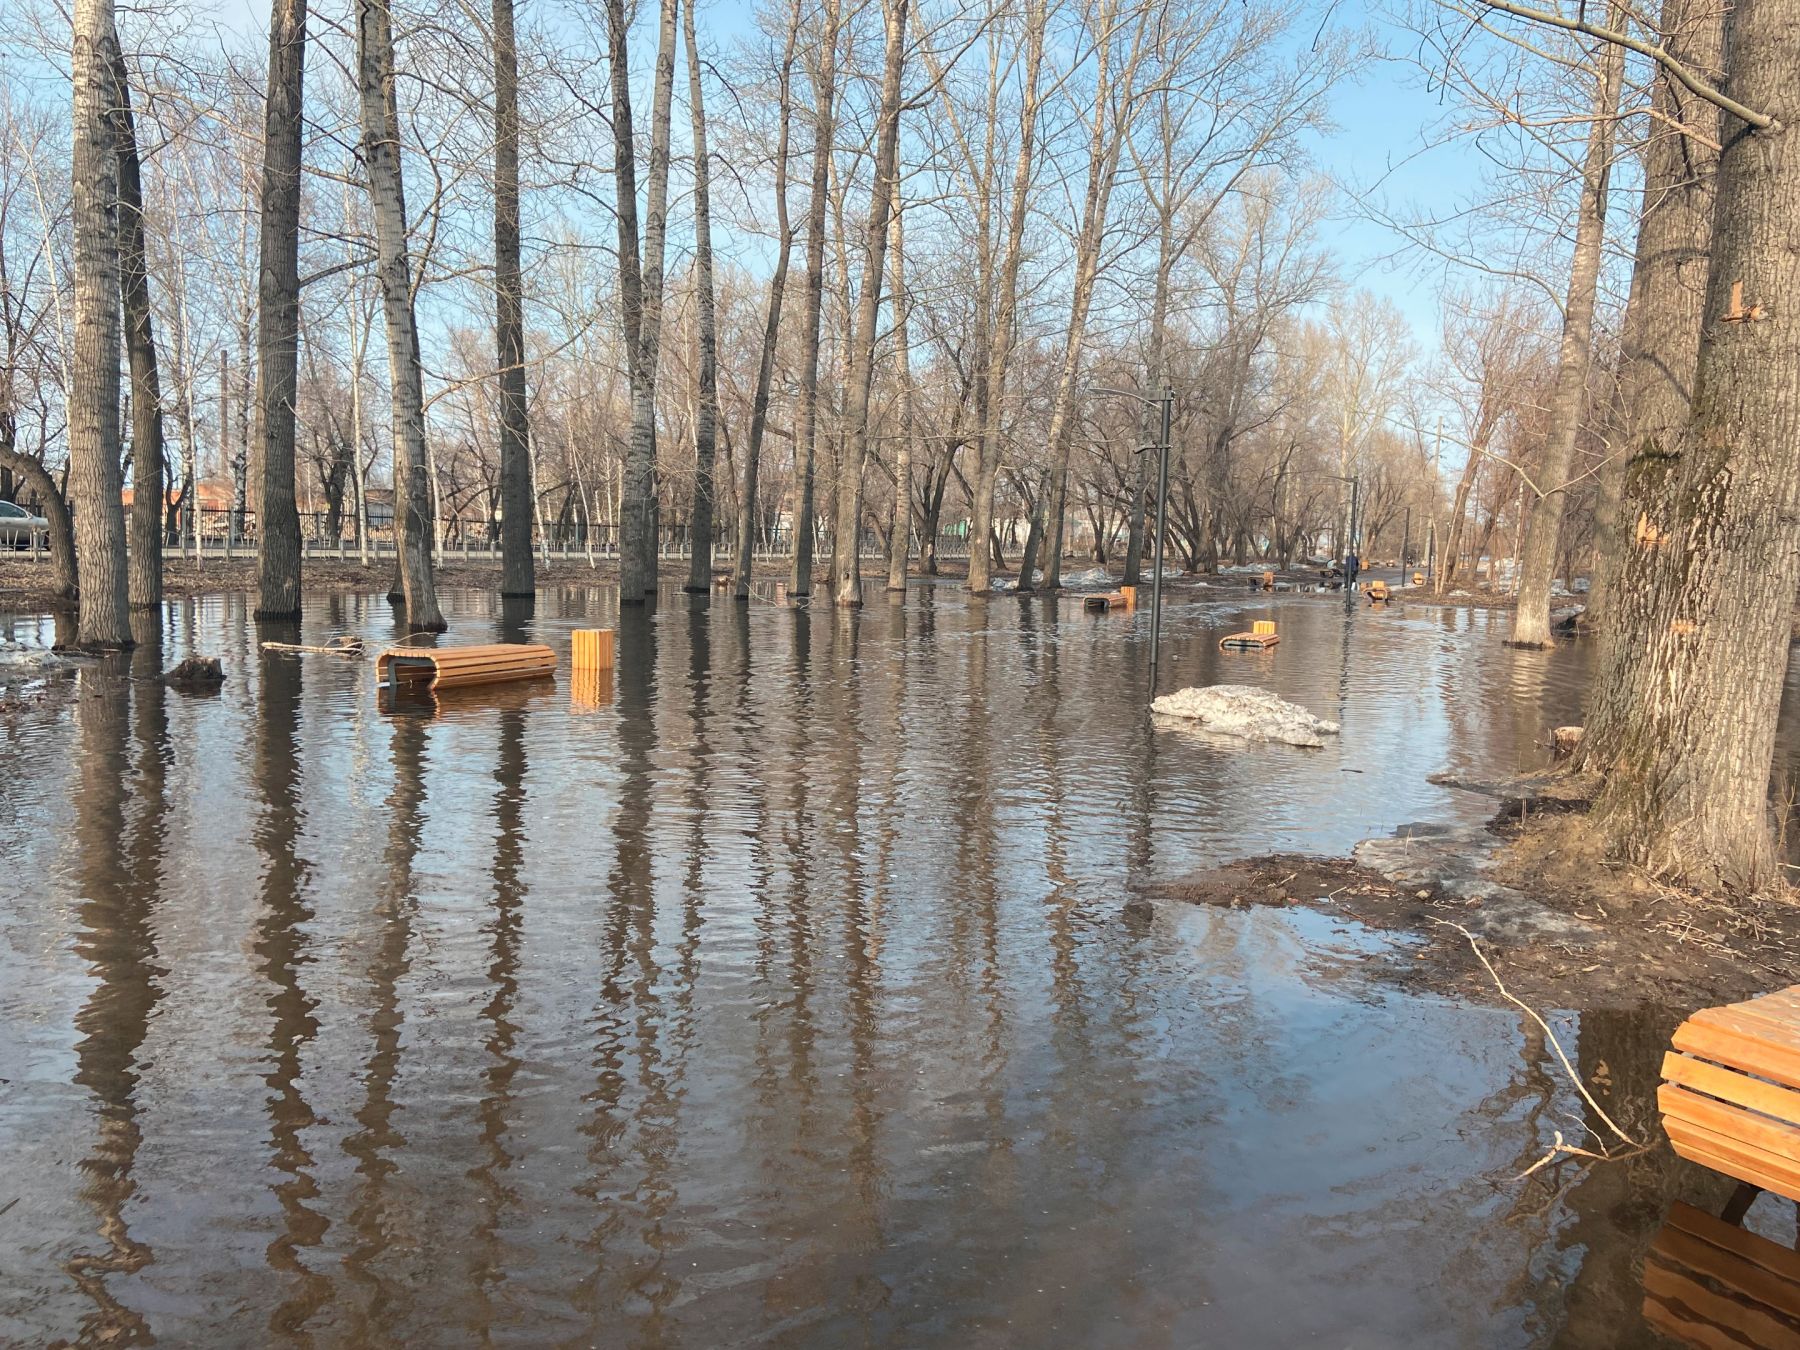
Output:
[3, 581, 1797, 1347]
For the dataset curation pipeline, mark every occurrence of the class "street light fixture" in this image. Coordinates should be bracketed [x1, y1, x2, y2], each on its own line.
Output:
[1091, 384, 1174, 695]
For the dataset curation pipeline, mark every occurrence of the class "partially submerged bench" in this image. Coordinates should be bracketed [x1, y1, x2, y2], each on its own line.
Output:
[1082, 586, 1136, 613]
[1220, 620, 1279, 651]
[1660, 986, 1800, 1204]
[376, 642, 557, 695]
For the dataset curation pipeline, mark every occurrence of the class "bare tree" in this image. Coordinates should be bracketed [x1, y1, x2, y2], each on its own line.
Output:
[358, 0, 444, 629]
[255, 0, 308, 620]
[112, 53, 164, 611]
[682, 0, 719, 593]
[494, 0, 533, 596]
[885, 200, 916, 591]
[69, 0, 130, 646]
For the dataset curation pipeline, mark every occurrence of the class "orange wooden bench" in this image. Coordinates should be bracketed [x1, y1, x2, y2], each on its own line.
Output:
[1220, 620, 1279, 651]
[376, 642, 556, 695]
[1661, 986, 1800, 1203]
[1643, 1200, 1800, 1348]
[1083, 586, 1136, 613]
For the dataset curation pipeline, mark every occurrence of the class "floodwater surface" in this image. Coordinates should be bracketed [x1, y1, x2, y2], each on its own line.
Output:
[2, 581, 1796, 1347]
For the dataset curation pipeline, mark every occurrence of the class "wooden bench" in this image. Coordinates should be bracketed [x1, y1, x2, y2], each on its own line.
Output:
[1082, 586, 1136, 613]
[1643, 1201, 1800, 1348]
[1367, 580, 1391, 604]
[1220, 620, 1279, 651]
[1661, 986, 1800, 1204]
[376, 642, 557, 695]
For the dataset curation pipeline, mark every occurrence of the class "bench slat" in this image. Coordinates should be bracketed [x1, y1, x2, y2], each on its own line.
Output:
[1700, 1001, 1800, 1050]
[1662, 1051, 1800, 1128]
[1663, 1114, 1800, 1204]
[1662, 1201, 1800, 1291]
[1660, 1084, 1800, 1162]
[1673, 1016, 1800, 1091]
[1644, 1262, 1800, 1350]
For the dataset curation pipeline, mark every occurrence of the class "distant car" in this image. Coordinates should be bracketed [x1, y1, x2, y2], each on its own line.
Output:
[0, 500, 48, 549]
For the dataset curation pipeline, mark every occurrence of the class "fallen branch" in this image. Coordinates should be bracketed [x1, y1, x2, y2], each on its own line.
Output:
[260, 635, 365, 657]
[1437, 919, 1639, 1147]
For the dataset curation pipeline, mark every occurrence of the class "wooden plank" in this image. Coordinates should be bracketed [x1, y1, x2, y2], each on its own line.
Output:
[1664, 1117, 1800, 1202]
[1643, 1261, 1800, 1350]
[1663, 1051, 1800, 1127]
[1642, 1297, 1758, 1350]
[1652, 1227, 1800, 1315]
[1674, 1017, 1800, 1090]
[1662, 1201, 1800, 1291]
[1693, 1003, 1800, 1051]
[1660, 1085, 1800, 1162]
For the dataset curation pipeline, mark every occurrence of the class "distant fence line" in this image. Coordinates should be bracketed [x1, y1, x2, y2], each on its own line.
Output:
[8, 507, 975, 565]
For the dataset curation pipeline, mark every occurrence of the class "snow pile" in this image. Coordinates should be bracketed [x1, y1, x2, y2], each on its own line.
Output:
[1063, 566, 1112, 589]
[0, 642, 74, 678]
[1151, 684, 1341, 748]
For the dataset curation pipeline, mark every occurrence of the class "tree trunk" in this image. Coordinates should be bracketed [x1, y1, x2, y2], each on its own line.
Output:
[70, 0, 131, 647]
[1583, 0, 1796, 892]
[254, 0, 307, 620]
[967, 0, 1046, 595]
[788, 0, 842, 598]
[1581, 0, 1720, 640]
[682, 0, 719, 593]
[358, 0, 444, 629]
[732, 0, 799, 601]
[112, 53, 164, 611]
[829, 0, 909, 607]
[494, 0, 534, 597]
[885, 204, 916, 592]
[1510, 14, 1625, 646]
[608, 0, 679, 602]
[0, 446, 77, 603]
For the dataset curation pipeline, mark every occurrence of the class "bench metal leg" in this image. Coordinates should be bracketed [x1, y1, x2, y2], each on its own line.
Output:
[1721, 1180, 1761, 1226]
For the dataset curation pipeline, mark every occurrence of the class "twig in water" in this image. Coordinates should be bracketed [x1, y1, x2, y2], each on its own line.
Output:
[1437, 919, 1639, 1147]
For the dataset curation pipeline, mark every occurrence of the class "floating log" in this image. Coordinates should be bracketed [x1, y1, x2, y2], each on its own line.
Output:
[261, 635, 364, 657]
[375, 642, 556, 695]
[166, 655, 225, 690]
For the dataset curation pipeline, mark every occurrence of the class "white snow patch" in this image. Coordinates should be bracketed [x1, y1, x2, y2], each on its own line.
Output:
[1151, 684, 1341, 748]
[1063, 566, 1112, 589]
[0, 642, 75, 678]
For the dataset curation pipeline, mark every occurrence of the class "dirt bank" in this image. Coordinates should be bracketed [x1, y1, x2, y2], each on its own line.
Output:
[1140, 791, 1800, 1011]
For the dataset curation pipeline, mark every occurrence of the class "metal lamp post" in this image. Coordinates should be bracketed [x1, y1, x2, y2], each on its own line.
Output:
[1093, 384, 1175, 696]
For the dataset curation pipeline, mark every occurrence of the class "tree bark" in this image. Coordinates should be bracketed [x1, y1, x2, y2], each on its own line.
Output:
[1582, 0, 1797, 892]
[494, 0, 534, 597]
[0, 446, 77, 603]
[1581, 0, 1720, 639]
[113, 52, 164, 611]
[608, 0, 678, 601]
[255, 0, 307, 620]
[682, 0, 719, 593]
[967, 0, 1046, 595]
[70, 0, 131, 647]
[829, 0, 910, 606]
[788, 0, 842, 598]
[731, 0, 800, 601]
[1510, 14, 1625, 646]
[358, 0, 444, 629]
[885, 204, 916, 592]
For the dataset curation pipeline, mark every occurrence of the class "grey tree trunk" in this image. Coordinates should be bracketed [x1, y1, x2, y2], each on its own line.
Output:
[885, 205, 915, 592]
[967, 0, 1046, 595]
[788, 0, 842, 598]
[494, 0, 534, 597]
[357, 0, 444, 629]
[1510, 15, 1625, 647]
[682, 0, 719, 593]
[70, 0, 131, 647]
[113, 53, 164, 611]
[1581, 0, 1721, 635]
[731, 0, 799, 601]
[255, 0, 307, 621]
[1582, 0, 1800, 891]
[0, 446, 77, 603]
[609, 0, 679, 602]
[829, 0, 910, 607]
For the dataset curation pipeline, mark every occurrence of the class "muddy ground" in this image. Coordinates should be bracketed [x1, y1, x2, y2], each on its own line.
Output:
[1141, 788, 1800, 1011]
